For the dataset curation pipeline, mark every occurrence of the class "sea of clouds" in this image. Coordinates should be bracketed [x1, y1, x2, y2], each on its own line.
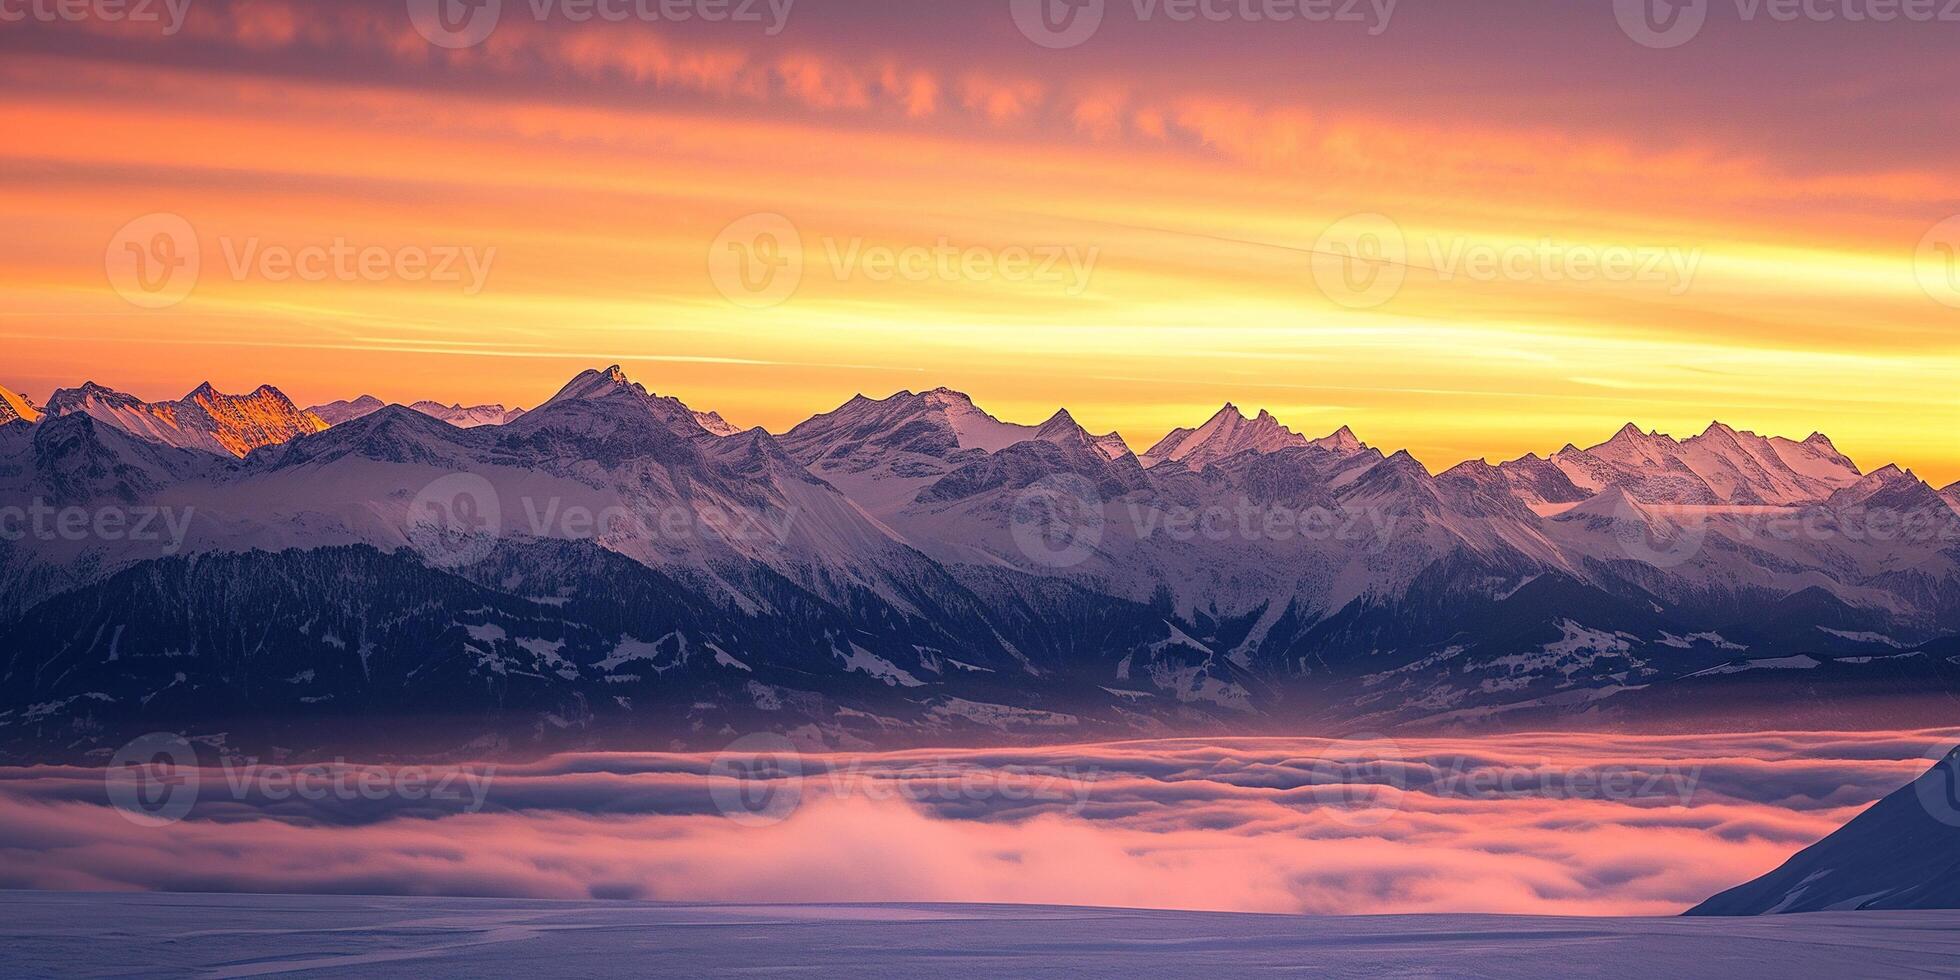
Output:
[2, 729, 1955, 916]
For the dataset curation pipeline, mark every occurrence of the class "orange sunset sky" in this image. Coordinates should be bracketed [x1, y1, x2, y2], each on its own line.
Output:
[3, 1, 1958, 480]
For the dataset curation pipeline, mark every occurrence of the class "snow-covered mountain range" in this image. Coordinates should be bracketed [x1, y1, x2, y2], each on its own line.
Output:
[42, 381, 326, 457]
[2, 367, 1958, 758]
[308, 395, 529, 429]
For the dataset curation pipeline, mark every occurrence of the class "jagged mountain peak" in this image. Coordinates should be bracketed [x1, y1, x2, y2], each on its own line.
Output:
[1312, 424, 1365, 454]
[1141, 403, 1311, 470]
[1821, 465, 1952, 516]
[0, 382, 40, 425]
[1535, 419, 1865, 507]
[406, 401, 526, 428]
[308, 395, 388, 427]
[548, 364, 646, 404]
[692, 409, 741, 437]
[1559, 484, 1648, 519]
[1035, 407, 1079, 431]
[535, 366, 729, 438]
[248, 402, 486, 470]
[1603, 422, 1668, 446]
[920, 386, 978, 406]
[44, 381, 134, 414]
[1025, 408, 1131, 461]
[43, 379, 324, 458]
[793, 387, 1039, 459]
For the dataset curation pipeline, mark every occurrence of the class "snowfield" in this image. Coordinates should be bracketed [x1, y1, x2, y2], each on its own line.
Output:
[4, 893, 1958, 978]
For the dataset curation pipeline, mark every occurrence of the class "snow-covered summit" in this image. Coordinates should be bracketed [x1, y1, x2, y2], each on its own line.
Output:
[1502, 421, 1865, 507]
[0, 383, 38, 425]
[1141, 405, 1357, 471]
[45, 380, 325, 458]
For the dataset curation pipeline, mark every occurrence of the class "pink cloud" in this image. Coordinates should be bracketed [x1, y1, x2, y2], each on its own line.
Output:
[2, 729, 1951, 915]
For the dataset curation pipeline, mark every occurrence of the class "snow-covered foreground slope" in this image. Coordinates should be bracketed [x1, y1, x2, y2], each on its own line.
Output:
[1690, 746, 1960, 915]
[4, 893, 1957, 979]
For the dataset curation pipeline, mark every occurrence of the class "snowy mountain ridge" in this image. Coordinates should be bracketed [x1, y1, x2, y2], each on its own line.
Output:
[3, 366, 1958, 756]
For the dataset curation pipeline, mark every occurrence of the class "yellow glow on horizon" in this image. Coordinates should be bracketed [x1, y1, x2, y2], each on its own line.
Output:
[4, 56, 1958, 483]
